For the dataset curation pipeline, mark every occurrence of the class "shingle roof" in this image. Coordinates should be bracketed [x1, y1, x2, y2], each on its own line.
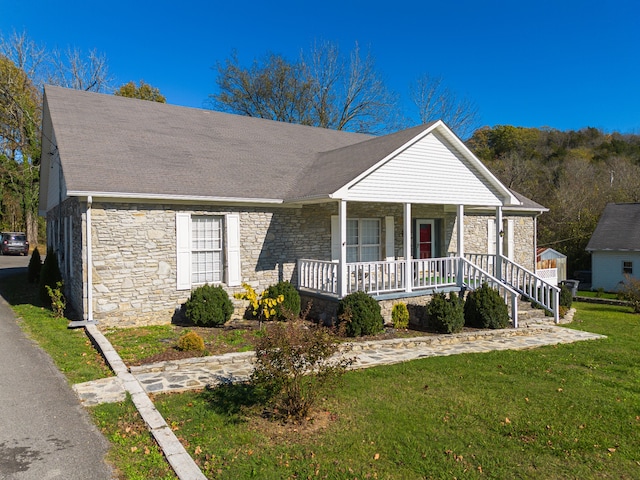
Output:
[43, 85, 373, 201]
[508, 189, 548, 212]
[586, 203, 640, 252]
[42, 86, 539, 210]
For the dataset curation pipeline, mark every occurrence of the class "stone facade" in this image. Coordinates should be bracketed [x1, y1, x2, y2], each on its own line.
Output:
[47, 199, 537, 328]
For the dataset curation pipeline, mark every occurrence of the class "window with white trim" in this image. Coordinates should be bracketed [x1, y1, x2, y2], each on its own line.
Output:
[623, 261, 633, 275]
[191, 216, 223, 284]
[347, 219, 380, 262]
[176, 212, 241, 290]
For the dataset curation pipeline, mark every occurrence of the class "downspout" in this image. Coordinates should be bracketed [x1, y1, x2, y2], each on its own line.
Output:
[86, 196, 93, 322]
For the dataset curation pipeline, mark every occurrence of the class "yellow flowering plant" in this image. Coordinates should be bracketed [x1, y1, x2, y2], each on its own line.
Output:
[234, 283, 285, 326]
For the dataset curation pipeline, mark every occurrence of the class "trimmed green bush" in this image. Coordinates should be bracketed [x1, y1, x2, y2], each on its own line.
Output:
[559, 284, 573, 309]
[464, 283, 510, 329]
[39, 247, 62, 307]
[391, 302, 409, 329]
[336, 291, 384, 337]
[263, 281, 301, 320]
[184, 284, 234, 327]
[177, 331, 205, 352]
[28, 247, 42, 283]
[427, 292, 465, 333]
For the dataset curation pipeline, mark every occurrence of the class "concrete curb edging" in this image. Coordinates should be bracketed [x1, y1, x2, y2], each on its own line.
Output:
[85, 324, 206, 480]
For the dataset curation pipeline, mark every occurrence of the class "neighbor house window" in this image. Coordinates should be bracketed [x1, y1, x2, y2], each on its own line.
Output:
[623, 261, 633, 275]
[191, 216, 223, 284]
[347, 219, 380, 262]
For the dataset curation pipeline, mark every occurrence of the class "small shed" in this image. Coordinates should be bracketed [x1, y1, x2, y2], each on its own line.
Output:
[536, 247, 567, 285]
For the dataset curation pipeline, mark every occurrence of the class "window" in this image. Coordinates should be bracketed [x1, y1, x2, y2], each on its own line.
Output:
[347, 219, 380, 262]
[191, 216, 223, 284]
[623, 261, 633, 275]
[176, 212, 241, 290]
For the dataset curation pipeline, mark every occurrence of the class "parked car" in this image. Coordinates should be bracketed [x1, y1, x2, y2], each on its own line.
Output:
[0, 232, 29, 256]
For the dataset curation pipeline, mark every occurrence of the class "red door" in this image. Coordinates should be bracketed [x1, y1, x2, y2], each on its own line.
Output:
[417, 221, 434, 259]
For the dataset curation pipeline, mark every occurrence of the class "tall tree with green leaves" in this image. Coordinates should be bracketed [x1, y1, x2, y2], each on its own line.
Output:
[0, 54, 41, 244]
[115, 80, 166, 102]
[0, 30, 113, 245]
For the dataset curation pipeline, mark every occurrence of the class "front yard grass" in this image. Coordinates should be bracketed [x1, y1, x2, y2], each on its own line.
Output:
[0, 272, 111, 384]
[94, 302, 640, 479]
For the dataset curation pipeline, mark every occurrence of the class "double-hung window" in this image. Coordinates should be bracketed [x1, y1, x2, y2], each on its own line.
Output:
[623, 261, 633, 275]
[176, 212, 241, 290]
[347, 219, 380, 262]
[191, 216, 223, 284]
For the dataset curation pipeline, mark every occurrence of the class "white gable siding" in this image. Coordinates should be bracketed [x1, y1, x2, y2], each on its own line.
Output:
[345, 133, 502, 206]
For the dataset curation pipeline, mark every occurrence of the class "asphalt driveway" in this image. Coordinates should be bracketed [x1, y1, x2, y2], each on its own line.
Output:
[0, 255, 114, 480]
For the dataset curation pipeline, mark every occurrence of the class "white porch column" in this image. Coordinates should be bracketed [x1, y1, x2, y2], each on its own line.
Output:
[404, 203, 412, 293]
[456, 204, 464, 257]
[495, 206, 503, 280]
[338, 200, 348, 297]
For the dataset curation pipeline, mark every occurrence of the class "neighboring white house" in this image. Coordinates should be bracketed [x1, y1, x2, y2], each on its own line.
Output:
[586, 203, 640, 292]
[39, 86, 558, 327]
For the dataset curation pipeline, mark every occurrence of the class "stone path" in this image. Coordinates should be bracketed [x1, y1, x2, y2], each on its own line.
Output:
[75, 323, 605, 406]
[74, 316, 605, 480]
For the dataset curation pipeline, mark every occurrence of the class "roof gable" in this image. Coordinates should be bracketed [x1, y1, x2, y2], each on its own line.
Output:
[41, 86, 524, 211]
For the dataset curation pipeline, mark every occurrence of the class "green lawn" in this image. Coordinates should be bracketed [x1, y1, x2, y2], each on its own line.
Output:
[94, 302, 640, 479]
[0, 272, 111, 384]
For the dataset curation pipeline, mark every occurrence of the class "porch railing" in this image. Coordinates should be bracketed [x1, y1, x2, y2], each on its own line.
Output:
[412, 257, 458, 289]
[297, 259, 337, 295]
[459, 257, 520, 326]
[297, 255, 558, 325]
[500, 256, 560, 323]
[347, 260, 406, 295]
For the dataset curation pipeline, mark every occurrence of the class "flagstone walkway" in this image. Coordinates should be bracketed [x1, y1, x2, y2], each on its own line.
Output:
[72, 313, 605, 480]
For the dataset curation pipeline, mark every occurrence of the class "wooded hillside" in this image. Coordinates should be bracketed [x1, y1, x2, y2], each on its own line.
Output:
[467, 125, 640, 274]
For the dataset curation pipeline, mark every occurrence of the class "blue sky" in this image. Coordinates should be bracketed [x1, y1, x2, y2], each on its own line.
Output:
[3, 0, 639, 133]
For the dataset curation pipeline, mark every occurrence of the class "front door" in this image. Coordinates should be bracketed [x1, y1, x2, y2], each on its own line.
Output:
[415, 220, 435, 259]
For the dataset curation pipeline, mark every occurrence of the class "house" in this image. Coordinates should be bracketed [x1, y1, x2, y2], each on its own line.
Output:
[586, 203, 640, 292]
[536, 247, 567, 285]
[39, 86, 559, 328]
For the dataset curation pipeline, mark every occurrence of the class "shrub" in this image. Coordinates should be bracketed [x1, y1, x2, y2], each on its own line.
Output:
[464, 283, 510, 329]
[251, 319, 353, 421]
[427, 292, 465, 333]
[336, 291, 384, 337]
[233, 283, 284, 326]
[559, 284, 573, 309]
[177, 331, 205, 352]
[263, 281, 301, 320]
[391, 302, 409, 329]
[184, 284, 234, 327]
[28, 247, 42, 283]
[619, 274, 640, 313]
[39, 247, 62, 307]
[45, 281, 66, 319]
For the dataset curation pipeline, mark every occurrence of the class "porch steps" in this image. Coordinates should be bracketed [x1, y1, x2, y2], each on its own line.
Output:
[516, 300, 557, 327]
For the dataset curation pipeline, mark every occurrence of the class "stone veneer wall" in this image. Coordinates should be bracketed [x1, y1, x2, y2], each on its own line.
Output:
[46, 199, 537, 327]
[45, 197, 86, 321]
[451, 213, 536, 270]
[87, 201, 350, 327]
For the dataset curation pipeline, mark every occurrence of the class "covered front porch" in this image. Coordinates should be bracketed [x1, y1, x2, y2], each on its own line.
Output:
[297, 200, 560, 326]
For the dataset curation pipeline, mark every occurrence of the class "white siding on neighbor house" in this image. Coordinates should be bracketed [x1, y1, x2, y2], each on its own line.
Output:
[345, 132, 503, 206]
[592, 251, 640, 291]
